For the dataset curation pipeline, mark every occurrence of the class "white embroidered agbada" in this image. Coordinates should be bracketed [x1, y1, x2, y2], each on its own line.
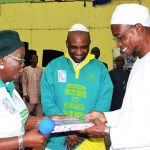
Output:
[105, 52, 150, 150]
[22, 66, 43, 104]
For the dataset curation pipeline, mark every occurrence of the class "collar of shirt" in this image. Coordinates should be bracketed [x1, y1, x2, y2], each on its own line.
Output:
[0, 80, 15, 96]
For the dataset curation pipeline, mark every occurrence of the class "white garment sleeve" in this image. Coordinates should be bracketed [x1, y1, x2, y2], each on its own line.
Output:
[0, 115, 23, 138]
[110, 126, 150, 149]
[104, 109, 120, 127]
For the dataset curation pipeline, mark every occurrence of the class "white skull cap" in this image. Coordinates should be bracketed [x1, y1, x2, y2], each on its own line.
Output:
[68, 23, 89, 32]
[111, 3, 150, 27]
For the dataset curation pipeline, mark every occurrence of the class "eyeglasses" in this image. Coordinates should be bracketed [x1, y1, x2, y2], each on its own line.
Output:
[113, 26, 133, 42]
[8, 55, 25, 64]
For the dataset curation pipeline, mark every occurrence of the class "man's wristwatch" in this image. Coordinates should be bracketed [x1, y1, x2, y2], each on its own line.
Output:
[104, 125, 110, 135]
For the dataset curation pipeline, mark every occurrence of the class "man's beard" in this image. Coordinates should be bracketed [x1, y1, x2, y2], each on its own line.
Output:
[132, 50, 139, 57]
[120, 50, 138, 63]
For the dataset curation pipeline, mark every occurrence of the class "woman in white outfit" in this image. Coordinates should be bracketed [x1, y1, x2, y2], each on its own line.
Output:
[0, 30, 58, 150]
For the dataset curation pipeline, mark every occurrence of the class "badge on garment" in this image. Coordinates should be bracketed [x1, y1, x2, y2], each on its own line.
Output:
[58, 70, 67, 82]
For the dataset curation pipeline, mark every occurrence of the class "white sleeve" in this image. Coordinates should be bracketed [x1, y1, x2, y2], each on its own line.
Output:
[0, 114, 23, 138]
[104, 109, 120, 127]
[110, 126, 150, 149]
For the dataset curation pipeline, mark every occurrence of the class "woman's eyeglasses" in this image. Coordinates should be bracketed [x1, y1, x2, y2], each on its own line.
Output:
[8, 55, 25, 64]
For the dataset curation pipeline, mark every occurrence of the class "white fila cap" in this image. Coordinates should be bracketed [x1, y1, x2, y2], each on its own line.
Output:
[68, 23, 89, 32]
[111, 3, 150, 27]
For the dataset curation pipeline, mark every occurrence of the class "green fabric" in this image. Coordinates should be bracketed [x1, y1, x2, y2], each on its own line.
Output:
[0, 80, 15, 96]
[41, 55, 113, 150]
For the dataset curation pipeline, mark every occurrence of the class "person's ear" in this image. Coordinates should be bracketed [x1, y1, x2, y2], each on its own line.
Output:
[134, 23, 143, 32]
[89, 40, 91, 45]
[0, 58, 5, 70]
[0, 58, 4, 63]
[66, 40, 68, 48]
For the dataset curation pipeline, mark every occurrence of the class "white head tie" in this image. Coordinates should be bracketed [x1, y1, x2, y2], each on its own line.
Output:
[111, 4, 150, 27]
[69, 23, 89, 32]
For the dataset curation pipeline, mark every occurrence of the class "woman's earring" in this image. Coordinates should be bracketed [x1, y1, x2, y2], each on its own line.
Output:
[0, 63, 4, 70]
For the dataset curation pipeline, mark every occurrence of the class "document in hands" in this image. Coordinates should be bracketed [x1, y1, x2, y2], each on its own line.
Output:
[51, 117, 98, 133]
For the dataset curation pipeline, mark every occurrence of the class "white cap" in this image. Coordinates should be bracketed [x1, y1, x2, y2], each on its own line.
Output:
[68, 23, 89, 32]
[111, 4, 150, 27]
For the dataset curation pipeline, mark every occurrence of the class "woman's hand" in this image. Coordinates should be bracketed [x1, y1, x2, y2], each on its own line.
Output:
[23, 128, 48, 148]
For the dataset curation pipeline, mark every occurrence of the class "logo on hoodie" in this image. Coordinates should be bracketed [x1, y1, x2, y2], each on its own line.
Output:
[58, 70, 67, 82]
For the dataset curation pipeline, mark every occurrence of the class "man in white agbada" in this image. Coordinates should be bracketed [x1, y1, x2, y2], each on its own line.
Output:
[22, 54, 43, 116]
[82, 3, 150, 150]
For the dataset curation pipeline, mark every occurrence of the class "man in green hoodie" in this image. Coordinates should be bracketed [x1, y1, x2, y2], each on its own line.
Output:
[41, 23, 113, 150]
